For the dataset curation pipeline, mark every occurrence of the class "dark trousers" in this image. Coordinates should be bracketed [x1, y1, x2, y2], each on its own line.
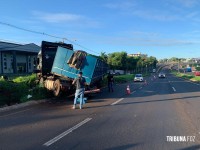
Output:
[108, 82, 113, 92]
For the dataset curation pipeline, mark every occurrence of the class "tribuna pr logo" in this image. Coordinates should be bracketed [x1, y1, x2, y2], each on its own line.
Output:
[166, 136, 195, 142]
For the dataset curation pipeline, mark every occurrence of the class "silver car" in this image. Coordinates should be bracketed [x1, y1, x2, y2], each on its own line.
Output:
[134, 74, 143, 82]
[158, 72, 166, 78]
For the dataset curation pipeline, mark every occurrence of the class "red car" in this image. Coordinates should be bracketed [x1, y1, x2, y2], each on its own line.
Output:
[194, 71, 200, 76]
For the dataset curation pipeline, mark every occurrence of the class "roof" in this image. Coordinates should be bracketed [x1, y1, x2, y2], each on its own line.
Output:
[0, 41, 40, 53]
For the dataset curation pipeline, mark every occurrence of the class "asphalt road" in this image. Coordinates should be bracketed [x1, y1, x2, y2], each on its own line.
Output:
[1, 69, 200, 150]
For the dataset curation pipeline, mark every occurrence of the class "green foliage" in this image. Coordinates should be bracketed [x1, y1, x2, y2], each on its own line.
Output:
[114, 74, 135, 83]
[13, 74, 37, 88]
[29, 86, 53, 100]
[0, 74, 51, 107]
[99, 52, 108, 62]
[101, 74, 135, 87]
[172, 71, 200, 82]
[0, 80, 28, 106]
[196, 67, 200, 71]
[107, 52, 127, 70]
[102, 51, 157, 71]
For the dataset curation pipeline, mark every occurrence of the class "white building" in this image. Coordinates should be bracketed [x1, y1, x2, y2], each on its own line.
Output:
[0, 41, 40, 74]
[128, 52, 147, 57]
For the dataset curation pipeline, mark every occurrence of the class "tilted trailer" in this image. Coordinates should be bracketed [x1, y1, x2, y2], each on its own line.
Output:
[35, 41, 108, 96]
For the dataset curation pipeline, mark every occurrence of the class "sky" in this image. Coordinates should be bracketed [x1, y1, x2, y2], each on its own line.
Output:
[0, 0, 200, 59]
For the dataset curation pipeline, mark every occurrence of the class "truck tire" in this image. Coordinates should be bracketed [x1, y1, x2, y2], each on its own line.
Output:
[53, 79, 61, 96]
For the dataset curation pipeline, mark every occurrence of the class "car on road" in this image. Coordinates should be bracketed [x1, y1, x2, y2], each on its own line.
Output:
[153, 69, 156, 73]
[158, 72, 166, 78]
[134, 74, 143, 82]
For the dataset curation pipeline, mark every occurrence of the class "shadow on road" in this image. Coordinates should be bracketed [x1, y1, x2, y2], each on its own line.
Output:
[105, 143, 140, 150]
[179, 145, 200, 150]
[115, 95, 200, 106]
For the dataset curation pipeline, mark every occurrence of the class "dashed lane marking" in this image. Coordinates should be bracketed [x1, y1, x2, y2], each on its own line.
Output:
[131, 91, 136, 94]
[43, 118, 92, 146]
[172, 87, 176, 92]
[111, 98, 124, 106]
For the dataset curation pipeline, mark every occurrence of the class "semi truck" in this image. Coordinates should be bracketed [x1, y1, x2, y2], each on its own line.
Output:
[35, 41, 108, 96]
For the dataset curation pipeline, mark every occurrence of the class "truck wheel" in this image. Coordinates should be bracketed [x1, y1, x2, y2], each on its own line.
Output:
[53, 79, 61, 96]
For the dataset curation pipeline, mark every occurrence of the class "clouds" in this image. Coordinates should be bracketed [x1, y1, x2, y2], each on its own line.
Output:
[174, 0, 199, 8]
[104, 0, 200, 22]
[104, 1, 136, 10]
[32, 11, 101, 28]
[32, 11, 84, 23]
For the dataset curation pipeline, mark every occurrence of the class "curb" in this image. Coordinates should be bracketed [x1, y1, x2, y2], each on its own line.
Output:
[0, 99, 47, 113]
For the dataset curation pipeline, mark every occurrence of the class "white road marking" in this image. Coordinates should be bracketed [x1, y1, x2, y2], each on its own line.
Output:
[172, 87, 176, 92]
[111, 98, 124, 106]
[131, 91, 136, 94]
[43, 118, 92, 146]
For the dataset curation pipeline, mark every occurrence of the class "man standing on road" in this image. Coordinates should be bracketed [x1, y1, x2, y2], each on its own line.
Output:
[72, 72, 86, 109]
[107, 72, 114, 92]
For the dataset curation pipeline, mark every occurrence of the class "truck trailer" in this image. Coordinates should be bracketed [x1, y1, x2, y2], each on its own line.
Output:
[35, 41, 108, 96]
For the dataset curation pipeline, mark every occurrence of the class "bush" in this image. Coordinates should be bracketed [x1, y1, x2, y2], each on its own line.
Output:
[101, 74, 135, 86]
[29, 86, 53, 100]
[0, 80, 28, 106]
[0, 74, 51, 107]
[13, 74, 37, 88]
[196, 67, 200, 71]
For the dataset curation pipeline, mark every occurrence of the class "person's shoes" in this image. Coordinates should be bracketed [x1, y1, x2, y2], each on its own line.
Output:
[72, 105, 76, 109]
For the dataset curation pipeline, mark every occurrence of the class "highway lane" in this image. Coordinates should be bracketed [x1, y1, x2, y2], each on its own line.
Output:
[46, 73, 200, 150]
[1, 72, 200, 150]
[0, 80, 144, 150]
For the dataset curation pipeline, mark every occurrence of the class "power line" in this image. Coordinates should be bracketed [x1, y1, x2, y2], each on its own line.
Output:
[0, 21, 100, 55]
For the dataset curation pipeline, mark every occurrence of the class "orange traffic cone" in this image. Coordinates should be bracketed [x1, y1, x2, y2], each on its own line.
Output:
[126, 85, 131, 94]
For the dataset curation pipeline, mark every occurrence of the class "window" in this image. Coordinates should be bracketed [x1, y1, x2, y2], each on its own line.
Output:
[10, 55, 13, 69]
[4, 62, 7, 70]
[28, 56, 31, 70]
[33, 57, 37, 69]
[3, 54, 7, 70]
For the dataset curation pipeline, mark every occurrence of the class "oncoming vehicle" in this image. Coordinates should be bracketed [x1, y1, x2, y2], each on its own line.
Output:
[158, 72, 166, 78]
[134, 74, 143, 82]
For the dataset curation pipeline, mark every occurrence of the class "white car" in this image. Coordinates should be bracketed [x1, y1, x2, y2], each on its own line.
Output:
[134, 74, 143, 82]
[158, 72, 166, 78]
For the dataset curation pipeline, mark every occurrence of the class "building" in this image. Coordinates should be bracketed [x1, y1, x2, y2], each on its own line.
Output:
[0, 41, 40, 74]
[128, 52, 147, 57]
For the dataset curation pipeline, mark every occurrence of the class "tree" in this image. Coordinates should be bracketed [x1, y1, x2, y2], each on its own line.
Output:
[99, 52, 108, 63]
[107, 52, 127, 70]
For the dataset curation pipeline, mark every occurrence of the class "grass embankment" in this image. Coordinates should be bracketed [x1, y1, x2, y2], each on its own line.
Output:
[172, 71, 200, 82]
[0, 74, 52, 107]
[102, 73, 150, 86]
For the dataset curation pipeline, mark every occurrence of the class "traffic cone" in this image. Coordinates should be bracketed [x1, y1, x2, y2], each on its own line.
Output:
[126, 85, 131, 94]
